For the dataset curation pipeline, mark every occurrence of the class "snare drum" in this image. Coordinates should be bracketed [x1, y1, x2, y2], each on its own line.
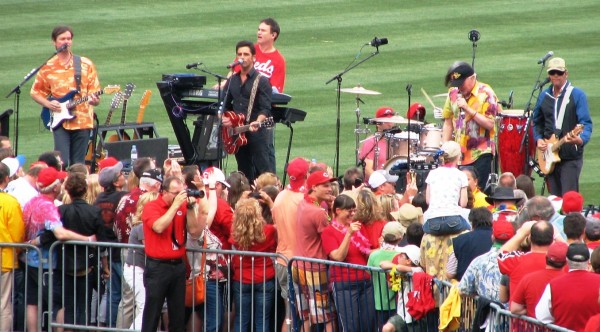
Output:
[419, 124, 443, 152]
[498, 110, 535, 177]
[388, 132, 419, 158]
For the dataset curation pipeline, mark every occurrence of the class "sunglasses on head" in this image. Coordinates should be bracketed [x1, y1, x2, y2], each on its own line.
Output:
[548, 70, 565, 76]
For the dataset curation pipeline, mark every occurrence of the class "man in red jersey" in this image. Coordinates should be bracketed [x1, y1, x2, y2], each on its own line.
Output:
[141, 176, 204, 332]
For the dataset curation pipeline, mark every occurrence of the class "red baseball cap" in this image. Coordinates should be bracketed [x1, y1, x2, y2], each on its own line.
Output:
[492, 220, 515, 241]
[547, 241, 568, 264]
[561, 191, 583, 213]
[287, 158, 309, 188]
[375, 106, 395, 118]
[306, 171, 336, 190]
[407, 103, 426, 121]
[36, 167, 67, 189]
[98, 157, 119, 171]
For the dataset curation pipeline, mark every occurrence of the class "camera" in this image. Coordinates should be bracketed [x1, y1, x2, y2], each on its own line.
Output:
[186, 189, 205, 199]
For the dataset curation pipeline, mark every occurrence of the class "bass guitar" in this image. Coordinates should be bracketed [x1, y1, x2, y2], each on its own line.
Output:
[221, 111, 274, 154]
[536, 124, 584, 175]
[40, 85, 120, 130]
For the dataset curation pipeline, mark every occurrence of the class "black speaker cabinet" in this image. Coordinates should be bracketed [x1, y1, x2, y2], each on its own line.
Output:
[104, 138, 168, 168]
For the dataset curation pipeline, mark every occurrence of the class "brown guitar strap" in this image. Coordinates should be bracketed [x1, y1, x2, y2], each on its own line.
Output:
[245, 74, 261, 124]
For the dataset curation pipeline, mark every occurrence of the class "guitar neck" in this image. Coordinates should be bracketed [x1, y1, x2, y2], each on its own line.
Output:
[120, 99, 129, 124]
[66, 90, 103, 109]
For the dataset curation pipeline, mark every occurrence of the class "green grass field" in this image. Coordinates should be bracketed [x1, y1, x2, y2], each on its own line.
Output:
[1, 0, 598, 204]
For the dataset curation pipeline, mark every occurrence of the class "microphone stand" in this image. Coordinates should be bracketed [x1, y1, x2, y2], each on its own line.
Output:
[6, 48, 61, 154]
[326, 48, 380, 176]
[406, 84, 412, 169]
[193, 66, 229, 169]
[520, 59, 549, 177]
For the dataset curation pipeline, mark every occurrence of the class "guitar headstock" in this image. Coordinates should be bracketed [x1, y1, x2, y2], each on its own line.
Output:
[573, 124, 584, 136]
[262, 117, 275, 128]
[109, 92, 124, 110]
[103, 85, 121, 95]
[139, 90, 152, 107]
[123, 83, 136, 100]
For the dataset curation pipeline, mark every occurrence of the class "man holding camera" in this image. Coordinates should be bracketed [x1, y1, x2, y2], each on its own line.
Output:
[141, 176, 204, 332]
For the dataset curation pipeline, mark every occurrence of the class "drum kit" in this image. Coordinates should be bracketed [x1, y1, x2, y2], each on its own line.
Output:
[343, 85, 443, 178]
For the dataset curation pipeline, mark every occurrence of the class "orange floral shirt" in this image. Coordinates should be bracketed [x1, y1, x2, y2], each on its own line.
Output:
[442, 81, 499, 165]
[30, 53, 100, 130]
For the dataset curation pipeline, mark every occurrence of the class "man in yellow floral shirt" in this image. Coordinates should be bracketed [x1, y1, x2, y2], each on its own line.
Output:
[31, 25, 101, 168]
[442, 61, 500, 191]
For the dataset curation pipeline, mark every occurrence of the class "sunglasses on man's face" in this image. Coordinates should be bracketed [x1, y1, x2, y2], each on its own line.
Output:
[548, 70, 565, 76]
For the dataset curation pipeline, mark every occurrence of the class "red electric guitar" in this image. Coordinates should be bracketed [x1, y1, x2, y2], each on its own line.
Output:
[221, 111, 274, 154]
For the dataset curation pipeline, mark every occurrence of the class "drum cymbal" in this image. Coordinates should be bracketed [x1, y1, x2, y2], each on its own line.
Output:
[372, 116, 423, 125]
[340, 86, 381, 95]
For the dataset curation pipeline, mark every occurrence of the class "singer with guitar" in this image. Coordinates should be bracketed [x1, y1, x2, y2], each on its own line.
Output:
[533, 57, 592, 196]
[30, 25, 101, 168]
[222, 40, 273, 182]
[442, 61, 500, 192]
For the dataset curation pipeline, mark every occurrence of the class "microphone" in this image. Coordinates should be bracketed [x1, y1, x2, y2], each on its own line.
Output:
[367, 37, 388, 47]
[457, 93, 466, 116]
[468, 30, 480, 42]
[508, 90, 514, 109]
[538, 77, 551, 89]
[227, 59, 243, 69]
[55, 44, 68, 53]
[537, 51, 554, 64]
[185, 62, 202, 69]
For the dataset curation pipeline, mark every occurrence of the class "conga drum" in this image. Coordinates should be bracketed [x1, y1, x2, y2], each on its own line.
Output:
[498, 109, 535, 177]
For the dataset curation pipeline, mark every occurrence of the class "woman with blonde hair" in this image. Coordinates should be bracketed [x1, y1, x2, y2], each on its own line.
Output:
[354, 190, 387, 249]
[230, 198, 277, 332]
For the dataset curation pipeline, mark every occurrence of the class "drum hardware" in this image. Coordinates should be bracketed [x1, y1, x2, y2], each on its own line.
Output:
[349, 85, 382, 168]
[371, 115, 423, 125]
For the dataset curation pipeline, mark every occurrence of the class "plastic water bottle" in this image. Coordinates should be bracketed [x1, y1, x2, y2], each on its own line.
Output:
[130, 144, 138, 165]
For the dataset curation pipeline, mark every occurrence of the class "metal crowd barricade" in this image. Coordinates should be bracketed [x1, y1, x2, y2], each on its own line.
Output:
[437, 279, 478, 331]
[287, 257, 441, 332]
[43, 240, 289, 332]
[0, 242, 43, 332]
[489, 302, 575, 332]
[187, 246, 290, 332]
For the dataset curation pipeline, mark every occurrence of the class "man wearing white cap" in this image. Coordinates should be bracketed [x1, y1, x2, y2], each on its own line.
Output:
[533, 56, 592, 196]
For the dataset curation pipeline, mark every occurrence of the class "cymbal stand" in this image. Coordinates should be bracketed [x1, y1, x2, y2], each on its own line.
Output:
[353, 95, 370, 166]
[326, 48, 380, 176]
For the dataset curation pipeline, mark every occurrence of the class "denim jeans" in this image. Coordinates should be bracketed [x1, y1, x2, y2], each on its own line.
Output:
[106, 262, 122, 327]
[332, 280, 377, 332]
[205, 280, 225, 332]
[232, 279, 275, 332]
[52, 127, 90, 167]
[422, 215, 471, 235]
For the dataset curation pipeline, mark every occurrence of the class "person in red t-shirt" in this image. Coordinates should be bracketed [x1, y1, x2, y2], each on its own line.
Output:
[498, 220, 555, 304]
[510, 241, 567, 318]
[322, 194, 375, 332]
[230, 198, 277, 332]
[141, 176, 204, 332]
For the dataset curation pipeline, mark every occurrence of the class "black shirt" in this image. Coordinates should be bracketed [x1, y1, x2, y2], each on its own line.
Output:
[224, 68, 272, 122]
